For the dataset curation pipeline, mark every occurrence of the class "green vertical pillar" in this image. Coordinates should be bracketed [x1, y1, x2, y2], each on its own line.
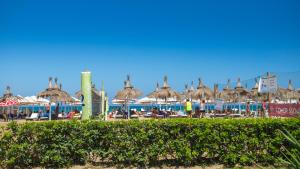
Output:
[105, 96, 109, 121]
[101, 81, 105, 115]
[81, 71, 92, 120]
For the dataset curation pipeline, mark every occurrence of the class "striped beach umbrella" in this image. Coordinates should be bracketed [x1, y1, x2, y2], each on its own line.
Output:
[0, 100, 18, 107]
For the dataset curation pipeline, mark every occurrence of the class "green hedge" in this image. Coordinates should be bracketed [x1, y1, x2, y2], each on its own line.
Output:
[0, 118, 300, 168]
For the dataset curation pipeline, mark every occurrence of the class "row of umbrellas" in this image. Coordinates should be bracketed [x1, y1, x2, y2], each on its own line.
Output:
[0, 77, 80, 107]
[114, 75, 300, 103]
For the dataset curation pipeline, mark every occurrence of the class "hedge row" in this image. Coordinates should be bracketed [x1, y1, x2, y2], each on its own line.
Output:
[0, 118, 300, 168]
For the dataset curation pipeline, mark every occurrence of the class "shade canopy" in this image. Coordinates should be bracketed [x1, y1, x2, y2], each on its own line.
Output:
[0, 100, 18, 107]
[193, 78, 213, 100]
[219, 79, 235, 102]
[0, 86, 22, 104]
[276, 80, 299, 101]
[155, 76, 181, 101]
[182, 81, 195, 100]
[148, 83, 161, 99]
[233, 78, 250, 101]
[115, 75, 142, 100]
[37, 77, 74, 103]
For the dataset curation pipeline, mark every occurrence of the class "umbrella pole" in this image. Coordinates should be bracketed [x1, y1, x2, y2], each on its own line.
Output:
[49, 103, 52, 121]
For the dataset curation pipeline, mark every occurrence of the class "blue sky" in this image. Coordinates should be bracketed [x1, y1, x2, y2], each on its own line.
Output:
[0, 0, 299, 98]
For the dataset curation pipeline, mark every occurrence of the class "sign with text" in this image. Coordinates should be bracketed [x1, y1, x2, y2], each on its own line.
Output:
[269, 103, 300, 117]
[258, 76, 278, 93]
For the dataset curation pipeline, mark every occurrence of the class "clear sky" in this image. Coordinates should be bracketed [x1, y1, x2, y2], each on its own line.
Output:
[0, 0, 299, 98]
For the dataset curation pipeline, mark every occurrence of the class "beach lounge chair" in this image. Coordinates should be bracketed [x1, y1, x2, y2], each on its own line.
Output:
[156, 114, 164, 118]
[26, 113, 39, 121]
[73, 114, 81, 119]
[210, 113, 227, 118]
[58, 113, 67, 119]
[114, 114, 124, 119]
[131, 114, 139, 119]
[39, 113, 49, 120]
[169, 114, 180, 118]
[228, 113, 242, 118]
[143, 112, 152, 118]
[179, 114, 188, 118]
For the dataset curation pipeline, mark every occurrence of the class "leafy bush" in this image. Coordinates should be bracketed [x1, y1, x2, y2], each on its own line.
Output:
[0, 118, 299, 168]
[278, 129, 300, 169]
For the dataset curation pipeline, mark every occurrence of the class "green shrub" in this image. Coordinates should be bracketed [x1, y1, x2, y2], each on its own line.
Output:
[0, 118, 299, 168]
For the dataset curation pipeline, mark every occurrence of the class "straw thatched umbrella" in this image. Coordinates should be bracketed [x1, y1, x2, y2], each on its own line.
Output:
[182, 81, 195, 101]
[276, 80, 299, 102]
[148, 82, 161, 104]
[115, 75, 142, 100]
[219, 79, 234, 102]
[37, 77, 74, 103]
[156, 76, 181, 103]
[75, 83, 101, 102]
[1, 86, 22, 102]
[233, 78, 250, 102]
[115, 75, 142, 118]
[250, 78, 259, 98]
[193, 78, 213, 101]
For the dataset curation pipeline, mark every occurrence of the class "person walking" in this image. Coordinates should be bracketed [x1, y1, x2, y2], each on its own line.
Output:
[185, 99, 193, 118]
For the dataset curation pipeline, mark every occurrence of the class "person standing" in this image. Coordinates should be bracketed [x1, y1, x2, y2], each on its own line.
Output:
[185, 99, 193, 118]
[262, 100, 267, 118]
[200, 100, 206, 118]
[246, 101, 250, 117]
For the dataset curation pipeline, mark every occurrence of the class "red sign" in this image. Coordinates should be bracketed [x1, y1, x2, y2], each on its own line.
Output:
[269, 103, 300, 117]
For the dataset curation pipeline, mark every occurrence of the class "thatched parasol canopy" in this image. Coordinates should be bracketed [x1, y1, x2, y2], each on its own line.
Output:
[155, 76, 181, 102]
[276, 80, 299, 101]
[182, 81, 195, 100]
[75, 84, 100, 99]
[233, 78, 250, 101]
[219, 79, 234, 102]
[37, 77, 74, 103]
[148, 82, 161, 99]
[115, 75, 142, 100]
[193, 78, 213, 100]
[0, 86, 22, 102]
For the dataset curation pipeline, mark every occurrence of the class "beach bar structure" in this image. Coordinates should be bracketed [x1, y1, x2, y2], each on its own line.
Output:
[81, 71, 92, 120]
[76, 82, 108, 117]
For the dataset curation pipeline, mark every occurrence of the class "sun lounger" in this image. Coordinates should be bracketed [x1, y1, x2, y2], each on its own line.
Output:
[73, 114, 81, 119]
[26, 113, 39, 121]
[169, 115, 180, 118]
[211, 113, 227, 118]
[156, 115, 164, 118]
[143, 114, 152, 118]
[131, 114, 139, 119]
[58, 113, 67, 119]
[228, 114, 242, 118]
[114, 114, 124, 119]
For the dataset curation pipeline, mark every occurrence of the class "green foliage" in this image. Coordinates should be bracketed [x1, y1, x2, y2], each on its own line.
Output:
[0, 118, 299, 168]
[278, 129, 300, 169]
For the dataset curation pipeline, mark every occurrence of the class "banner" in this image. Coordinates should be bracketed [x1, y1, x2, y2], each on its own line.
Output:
[269, 103, 300, 117]
[258, 75, 278, 93]
[215, 99, 224, 111]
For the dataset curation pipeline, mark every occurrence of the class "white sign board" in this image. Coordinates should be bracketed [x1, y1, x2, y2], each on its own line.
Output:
[258, 75, 278, 93]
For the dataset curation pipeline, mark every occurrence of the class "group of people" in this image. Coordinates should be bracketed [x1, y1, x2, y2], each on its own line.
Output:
[0, 103, 82, 122]
[184, 99, 269, 118]
[184, 99, 206, 118]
